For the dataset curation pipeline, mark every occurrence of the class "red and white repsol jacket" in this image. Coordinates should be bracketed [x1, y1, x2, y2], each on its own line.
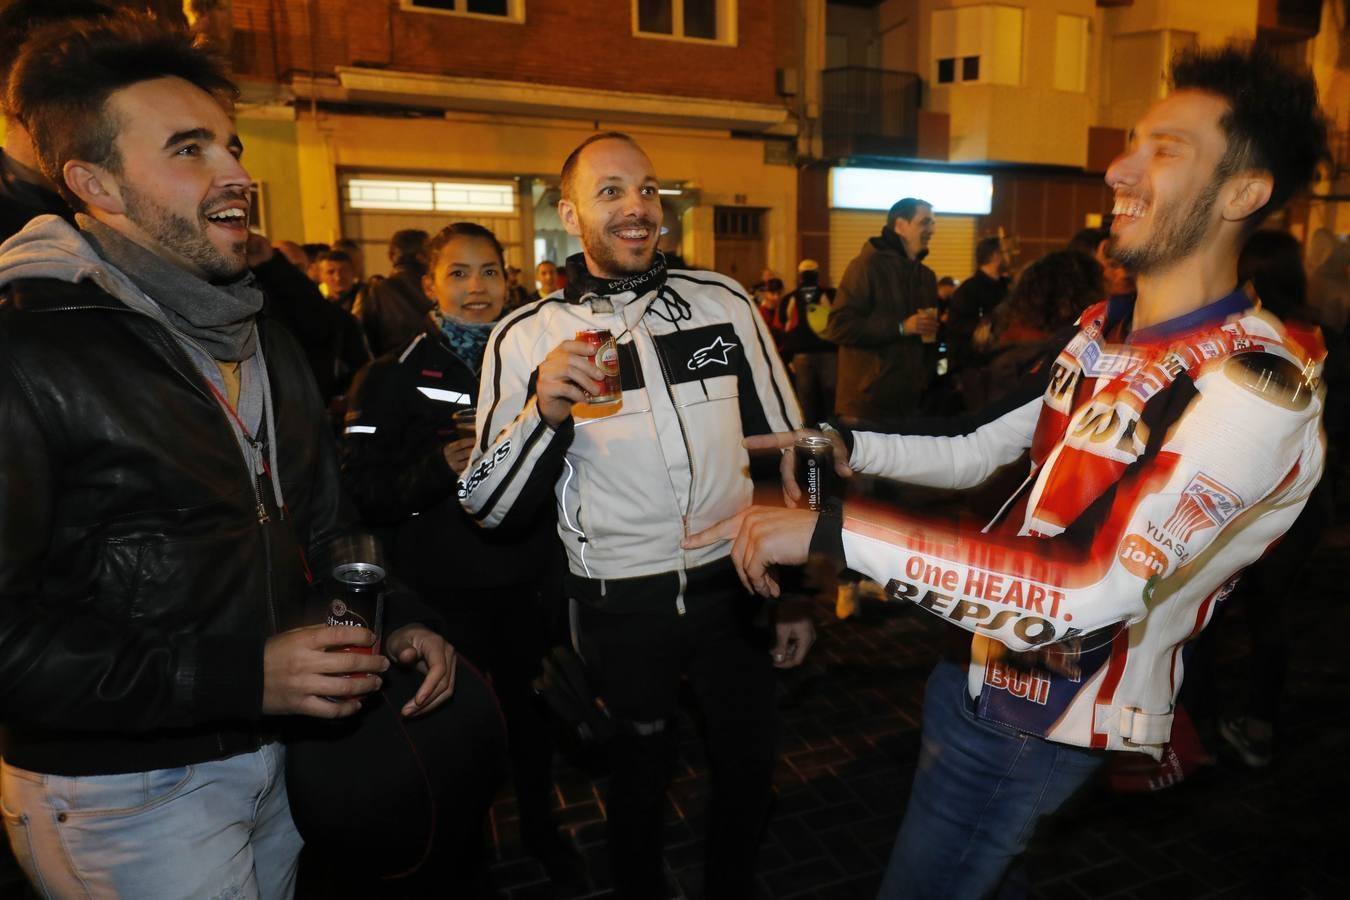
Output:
[827, 291, 1325, 757]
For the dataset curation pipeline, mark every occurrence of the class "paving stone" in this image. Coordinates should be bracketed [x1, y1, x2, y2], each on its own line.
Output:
[483, 521, 1350, 899]
[759, 857, 844, 897]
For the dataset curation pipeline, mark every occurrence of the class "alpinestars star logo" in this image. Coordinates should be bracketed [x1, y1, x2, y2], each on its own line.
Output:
[688, 335, 738, 370]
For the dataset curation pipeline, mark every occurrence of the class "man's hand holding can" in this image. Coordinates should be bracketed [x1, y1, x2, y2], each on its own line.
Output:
[742, 428, 854, 508]
[536, 339, 606, 427]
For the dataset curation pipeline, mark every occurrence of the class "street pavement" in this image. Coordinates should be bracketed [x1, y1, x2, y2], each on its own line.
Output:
[488, 522, 1350, 900]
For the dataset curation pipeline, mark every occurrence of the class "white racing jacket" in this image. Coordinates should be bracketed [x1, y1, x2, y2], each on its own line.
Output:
[830, 292, 1325, 757]
[460, 256, 800, 600]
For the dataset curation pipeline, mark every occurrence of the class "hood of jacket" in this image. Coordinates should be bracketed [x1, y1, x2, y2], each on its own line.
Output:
[0, 213, 145, 308]
[865, 225, 928, 264]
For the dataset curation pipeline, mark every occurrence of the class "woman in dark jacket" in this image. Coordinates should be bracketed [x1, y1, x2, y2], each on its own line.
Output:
[341, 223, 575, 882]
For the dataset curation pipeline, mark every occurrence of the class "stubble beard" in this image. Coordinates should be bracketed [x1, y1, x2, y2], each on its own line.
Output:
[122, 184, 248, 282]
[581, 215, 657, 278]
[1109, 176, 1222, 276]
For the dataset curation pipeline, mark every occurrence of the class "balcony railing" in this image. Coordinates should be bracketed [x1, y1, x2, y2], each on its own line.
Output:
[821, 66, 922, 159]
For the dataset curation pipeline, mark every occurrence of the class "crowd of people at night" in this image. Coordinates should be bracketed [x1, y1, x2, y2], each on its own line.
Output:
[0, 2, 1343, 899]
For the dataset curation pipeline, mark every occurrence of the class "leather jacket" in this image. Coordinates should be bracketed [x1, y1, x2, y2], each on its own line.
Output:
[0, 277, 360, 775]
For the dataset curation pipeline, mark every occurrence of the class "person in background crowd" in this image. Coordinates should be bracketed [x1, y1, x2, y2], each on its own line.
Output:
[246, 237, 369, 425]
[685, 44, 1330, 899]
[1067, 225, 1106, 260]
[0, 17, 457, 896]
[948, 236, 1009, 377]
[827, 197, 940, 619]
[341, 222, 575, 889]
[460, 132, 814, 900]
[757, 275, 785, 348]
[0, 0, 112, 244]
[936, 275, 957, 304]
[959, 249, 1103, 412]
[828, 197, 939, 426]
[317, 248, 360, 311]
[529, 258, 559, 303]
[332, 236, 366, 282]
[300, 241, 329, 282]
[274, 238, 308, 270]
[777, 258, 839, 426]
[503, 263, 529, 311]
[356, 228, 433, 356]
[751, 265, 779, 306]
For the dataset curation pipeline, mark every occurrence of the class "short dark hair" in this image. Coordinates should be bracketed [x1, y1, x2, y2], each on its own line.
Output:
[560, 132, 643, 202]
[886, 197, 931, 229]
[536, 259, 557, 271]
[975, 236, 1002, 266]
[426, 222, 506, 270]
[388, 229, 429, 265]
[301, 242, 330, 263]
[1068, 226, 1107, 259]
[938, 276, 957, 287]
[332, 237, 362, 256]
[319, 250, 353, 266]
[0, 0, 112, 107]
[1170, 43, 1329, 230]
[8, 13, 236, 209]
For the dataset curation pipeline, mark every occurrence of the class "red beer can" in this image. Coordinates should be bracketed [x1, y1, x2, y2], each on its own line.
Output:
[576, 329, 621, 405]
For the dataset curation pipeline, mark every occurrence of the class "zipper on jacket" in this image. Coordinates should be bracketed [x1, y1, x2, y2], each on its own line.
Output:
[642, 317, 696, 616]
[40, 303, 283, 634]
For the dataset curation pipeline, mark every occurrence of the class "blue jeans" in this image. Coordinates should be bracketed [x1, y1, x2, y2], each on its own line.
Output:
[879, 661, 1105, 900]
[1, 742, 302, 899]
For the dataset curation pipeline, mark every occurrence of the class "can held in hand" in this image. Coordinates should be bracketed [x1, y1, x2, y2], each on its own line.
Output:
[794, 435, 834, 511]
[328, 560, 385, 663]
[576, 329, 621, 405]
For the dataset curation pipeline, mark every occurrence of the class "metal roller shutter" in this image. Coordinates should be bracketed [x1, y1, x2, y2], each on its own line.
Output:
[828, 211, 977, 288]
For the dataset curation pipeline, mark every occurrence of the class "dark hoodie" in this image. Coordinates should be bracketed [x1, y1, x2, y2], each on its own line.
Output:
[826, 226, 938, 423]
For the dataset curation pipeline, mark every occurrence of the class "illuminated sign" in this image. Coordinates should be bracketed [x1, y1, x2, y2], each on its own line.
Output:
[830, 167, 993, 215]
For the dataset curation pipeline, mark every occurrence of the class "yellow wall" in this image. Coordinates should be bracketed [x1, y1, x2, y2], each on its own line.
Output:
[940, 83, 1092, 166]
[263, 109, 798, 275]
[236, 113, 305, 241]
[1100, 0, 1259, 44]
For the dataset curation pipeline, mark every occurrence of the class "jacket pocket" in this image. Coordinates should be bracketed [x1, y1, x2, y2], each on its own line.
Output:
[95, 527, 257, 626]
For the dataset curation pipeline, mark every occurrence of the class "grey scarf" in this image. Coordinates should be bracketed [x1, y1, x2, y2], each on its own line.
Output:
[78, 214, 264, 361]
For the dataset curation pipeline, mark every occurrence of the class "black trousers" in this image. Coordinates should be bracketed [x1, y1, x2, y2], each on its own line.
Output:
[442, 582, 561, 842]
[573, 572, 777, 900]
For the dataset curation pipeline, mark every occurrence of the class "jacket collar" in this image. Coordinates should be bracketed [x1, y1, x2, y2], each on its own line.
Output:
[563, 251, 668, 305]
[870, 225, 928, 263]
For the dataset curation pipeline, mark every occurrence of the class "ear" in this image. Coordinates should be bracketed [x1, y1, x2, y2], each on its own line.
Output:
[558, 198, 581, 237]
[422, 272, 437, 304]
[1223, 172, 1274, 223]
[63, 160, 124, 216]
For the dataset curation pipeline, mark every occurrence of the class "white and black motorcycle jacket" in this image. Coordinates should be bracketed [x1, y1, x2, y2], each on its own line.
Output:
[459, 254, 801, 605]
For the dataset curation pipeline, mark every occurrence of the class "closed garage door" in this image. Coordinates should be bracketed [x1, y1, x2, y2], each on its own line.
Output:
[828, 211, 977, 288]
[339, 173, 526, 273]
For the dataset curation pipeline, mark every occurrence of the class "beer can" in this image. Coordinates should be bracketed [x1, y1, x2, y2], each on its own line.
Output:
[794, 435, 833, 511]
[576, 329, 621, 405]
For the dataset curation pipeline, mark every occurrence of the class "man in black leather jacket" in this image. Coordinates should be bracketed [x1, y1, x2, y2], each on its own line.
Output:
[0, 17, 455, 897]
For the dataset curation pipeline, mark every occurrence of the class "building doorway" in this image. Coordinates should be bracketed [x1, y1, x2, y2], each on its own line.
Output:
[714, 207, 768, 290]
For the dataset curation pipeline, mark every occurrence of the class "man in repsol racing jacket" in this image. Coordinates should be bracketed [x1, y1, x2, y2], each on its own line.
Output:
[459, 132, 814, 900]
[686, 45, 1330, 899]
